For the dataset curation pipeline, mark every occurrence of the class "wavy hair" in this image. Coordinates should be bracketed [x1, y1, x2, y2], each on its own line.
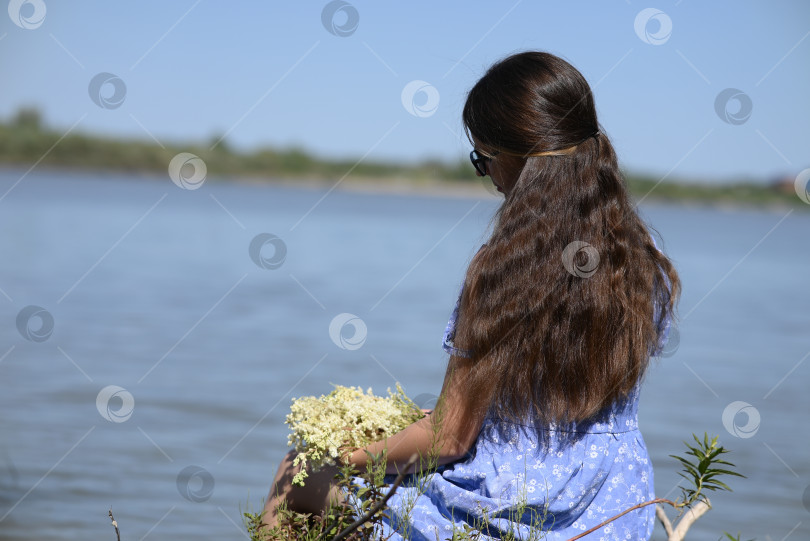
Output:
[454, 51, 681, 426]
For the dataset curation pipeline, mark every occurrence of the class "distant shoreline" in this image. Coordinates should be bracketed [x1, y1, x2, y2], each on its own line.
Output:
[251, 174, 804, 214]
[1, 164, 806, 215]
[0, 109, 806, 212]
[237, 173, 499, 200]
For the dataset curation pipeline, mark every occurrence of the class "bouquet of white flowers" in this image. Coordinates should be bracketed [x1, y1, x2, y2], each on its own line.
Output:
[285, 383, 424, 486]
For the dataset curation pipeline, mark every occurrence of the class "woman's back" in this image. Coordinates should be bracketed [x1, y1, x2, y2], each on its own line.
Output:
[353, 307, 658, 541]
[268, 50, 680, 540]
[444, 384, 654, 539]
[348, 268, 671, 540]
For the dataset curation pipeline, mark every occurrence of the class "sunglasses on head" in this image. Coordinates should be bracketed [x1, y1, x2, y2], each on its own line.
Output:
[469, 149, 500, 176]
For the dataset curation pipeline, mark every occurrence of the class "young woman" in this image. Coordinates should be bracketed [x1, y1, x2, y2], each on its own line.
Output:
[263, 51, 680, 540]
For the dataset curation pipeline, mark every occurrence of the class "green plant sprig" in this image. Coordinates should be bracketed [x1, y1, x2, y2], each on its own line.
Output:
[670, 432, 746, 510]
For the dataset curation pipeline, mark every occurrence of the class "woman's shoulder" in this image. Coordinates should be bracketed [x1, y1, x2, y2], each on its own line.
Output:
[479, 383, 643, 440]
[440, 244, 487, 357]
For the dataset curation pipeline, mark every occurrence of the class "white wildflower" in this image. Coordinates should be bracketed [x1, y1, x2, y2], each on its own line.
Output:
[285, 383, 423, 486]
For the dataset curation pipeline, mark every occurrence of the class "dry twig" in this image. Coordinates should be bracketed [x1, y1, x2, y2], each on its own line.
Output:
[108, 508, 121, 541]
[331, 453, 419, 541]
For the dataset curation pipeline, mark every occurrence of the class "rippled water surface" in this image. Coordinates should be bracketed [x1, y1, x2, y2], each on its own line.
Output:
[1, 169, 808, 540]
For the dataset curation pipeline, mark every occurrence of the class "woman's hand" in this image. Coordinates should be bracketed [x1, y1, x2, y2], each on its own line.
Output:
[344, 358, 484, 475]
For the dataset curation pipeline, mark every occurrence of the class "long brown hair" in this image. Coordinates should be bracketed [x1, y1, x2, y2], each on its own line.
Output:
[454, 51, 680, 426]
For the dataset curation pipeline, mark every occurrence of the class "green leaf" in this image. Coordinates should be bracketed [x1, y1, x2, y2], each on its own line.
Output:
[670, 433, 745, 508]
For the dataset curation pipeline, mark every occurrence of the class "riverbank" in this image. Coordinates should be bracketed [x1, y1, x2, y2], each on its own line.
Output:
[1, 108, 806, 211]
[2, 162, 807, 217]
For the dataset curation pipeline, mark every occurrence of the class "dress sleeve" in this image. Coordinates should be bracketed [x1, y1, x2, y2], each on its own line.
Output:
[650, 232, 674, 357]
[441, 283, 472, 358]
[651, 299, 673, 357]
[442, 244, 487, 358]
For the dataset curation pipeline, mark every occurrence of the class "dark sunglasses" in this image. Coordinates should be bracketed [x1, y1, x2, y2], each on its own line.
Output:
[469, 149, 500, 176]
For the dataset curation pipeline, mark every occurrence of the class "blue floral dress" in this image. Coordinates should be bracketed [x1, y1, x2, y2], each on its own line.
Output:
[346, 250, 672, 541]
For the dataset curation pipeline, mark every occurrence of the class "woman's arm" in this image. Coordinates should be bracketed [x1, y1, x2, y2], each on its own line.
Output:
[344, 356, 484, 475]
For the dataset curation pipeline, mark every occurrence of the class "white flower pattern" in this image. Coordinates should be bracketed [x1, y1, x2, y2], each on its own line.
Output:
[345, 254, 670, 540]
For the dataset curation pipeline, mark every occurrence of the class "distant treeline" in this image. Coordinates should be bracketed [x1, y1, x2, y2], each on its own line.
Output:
[0, 108, 803, 208]
[0, 108, 472, 182]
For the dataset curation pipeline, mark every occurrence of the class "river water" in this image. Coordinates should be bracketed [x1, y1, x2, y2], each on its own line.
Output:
[0, 168, 808, 540]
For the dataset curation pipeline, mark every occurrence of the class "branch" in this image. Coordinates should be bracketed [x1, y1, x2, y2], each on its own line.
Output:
[656, 503, 674, 538]
[670, 498, 711, 541]
[566, 498, 676, 541]
[331, 453, 419, 541]
[108, 508, 121, 541]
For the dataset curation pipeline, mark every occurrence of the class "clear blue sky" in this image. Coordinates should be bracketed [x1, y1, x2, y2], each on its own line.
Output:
[2, 0, 808, 183]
